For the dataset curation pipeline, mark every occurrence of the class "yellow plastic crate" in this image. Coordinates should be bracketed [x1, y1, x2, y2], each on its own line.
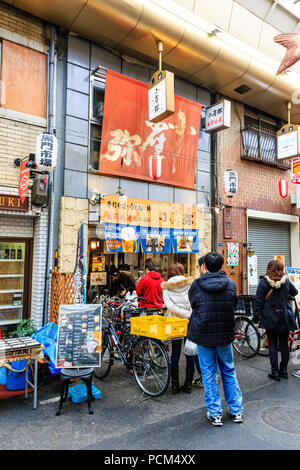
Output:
[130, 315, 188, 340]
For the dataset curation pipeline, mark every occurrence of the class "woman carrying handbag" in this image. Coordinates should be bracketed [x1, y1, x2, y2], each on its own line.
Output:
[161, 263, 194, 394]
[253, 260, 298, 380]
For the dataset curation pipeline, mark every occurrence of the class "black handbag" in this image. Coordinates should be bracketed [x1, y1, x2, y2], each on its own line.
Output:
[287, 298, 298, 332]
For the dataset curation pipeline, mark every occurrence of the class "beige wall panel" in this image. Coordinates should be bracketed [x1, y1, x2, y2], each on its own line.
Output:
[194, 0, 233, 31]
[219, 57, 276, 97]
[188, 41, 250, 89]
[258, 22, 284, 63]
[71, 0, 145, 50]
[173, 0, 195, 11]
[120, 1, 185, 59]
[164, 25, 220, 78]
[14, 0, 87, 28]
[58, 197, 89, 274]
[228, 2, 263, 49]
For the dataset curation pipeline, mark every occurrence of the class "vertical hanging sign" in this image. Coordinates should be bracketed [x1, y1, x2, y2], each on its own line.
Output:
[73, 223, 84, 304]
[18, 159, 30, 204]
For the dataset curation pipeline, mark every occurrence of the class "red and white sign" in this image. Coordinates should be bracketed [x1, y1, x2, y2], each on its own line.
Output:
[279, 178, 288, 198]
[99, 70, 202, 190]
[18, 159, 30, 204]
[291, 173, 300, 184]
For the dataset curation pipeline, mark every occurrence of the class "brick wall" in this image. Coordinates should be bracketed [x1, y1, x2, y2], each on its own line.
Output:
[218, 99, 300, 242]
[0, 4, 49, 328]
[0, 119, 45, 186]
[0, 2, 45, 45]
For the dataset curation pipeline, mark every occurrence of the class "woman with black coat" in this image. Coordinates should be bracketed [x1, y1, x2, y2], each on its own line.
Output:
[253, 260, 298, 381]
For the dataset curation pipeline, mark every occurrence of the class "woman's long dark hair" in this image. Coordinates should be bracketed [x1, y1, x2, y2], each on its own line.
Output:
[167, 262, 185, 280]
[266, 260, 285, 282]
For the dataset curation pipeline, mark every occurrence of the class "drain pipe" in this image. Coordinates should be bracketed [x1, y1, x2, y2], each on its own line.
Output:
[42, 24, 55, 326]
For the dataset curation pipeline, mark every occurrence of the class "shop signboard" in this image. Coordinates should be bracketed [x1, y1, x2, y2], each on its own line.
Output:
[104, 223, 140, 253]
[286, 268, 300, 309]
[90, 272, 107, 286]
[171, 229, 199, 253]
[274, 255, 285, 266]
[277, 124, 300, 160]
[248, 255, 258, 287]
[292, 157, 300, 184]
[205, 100, 231, 132]
[148, 69, 175, 123]
[0, 194, 29, 212]
[99, 70, 202, 190]
[227, 242, 239, 267]
[73, 224, 84, 304]
[101, 196, 203, 254]
[18, 159, 30, 204]
[56, 304, 102, 369]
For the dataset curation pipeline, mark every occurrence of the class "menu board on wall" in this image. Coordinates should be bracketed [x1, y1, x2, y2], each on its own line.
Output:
[286, 268, 300, 309]
[56, 304, 102, 369]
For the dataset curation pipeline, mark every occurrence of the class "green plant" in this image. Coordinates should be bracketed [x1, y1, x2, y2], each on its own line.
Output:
[13, 319, 36, 338]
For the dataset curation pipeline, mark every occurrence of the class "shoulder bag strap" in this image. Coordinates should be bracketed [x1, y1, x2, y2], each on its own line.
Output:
[265, 289, 273, 301]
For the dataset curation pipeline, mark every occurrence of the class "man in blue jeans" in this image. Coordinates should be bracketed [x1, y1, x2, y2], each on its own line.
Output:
[187, 252, 243, 426]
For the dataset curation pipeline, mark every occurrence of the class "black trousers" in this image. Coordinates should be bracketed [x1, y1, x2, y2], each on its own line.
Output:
[267, 330, 290, 369]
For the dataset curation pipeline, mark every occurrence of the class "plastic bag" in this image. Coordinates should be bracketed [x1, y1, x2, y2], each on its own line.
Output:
[32, 322, 61, 375]
[183, 339, 198, 356]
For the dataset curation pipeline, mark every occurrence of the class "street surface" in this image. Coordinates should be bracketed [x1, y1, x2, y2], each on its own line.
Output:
[0, 350, 300, 451]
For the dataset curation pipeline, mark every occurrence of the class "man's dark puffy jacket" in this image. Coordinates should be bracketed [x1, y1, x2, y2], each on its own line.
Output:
[187, 270, 238, 348]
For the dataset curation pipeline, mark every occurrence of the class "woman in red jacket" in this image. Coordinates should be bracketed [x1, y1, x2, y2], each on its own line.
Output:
[136, 261, 163, 308]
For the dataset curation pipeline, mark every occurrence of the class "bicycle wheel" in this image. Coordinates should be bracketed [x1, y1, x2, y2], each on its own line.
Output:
[233, 316, 260, 358]
[132, 337, 170, 397]
[257, 327, 269, 356]
[94, 330, 113, 380]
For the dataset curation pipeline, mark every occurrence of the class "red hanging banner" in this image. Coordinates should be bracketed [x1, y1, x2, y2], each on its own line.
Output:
[99, 70, 202, 190]
[19, 159, 30, 204]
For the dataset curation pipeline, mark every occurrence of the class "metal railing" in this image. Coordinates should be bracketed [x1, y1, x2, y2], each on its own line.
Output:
[241, 125, 290, 170]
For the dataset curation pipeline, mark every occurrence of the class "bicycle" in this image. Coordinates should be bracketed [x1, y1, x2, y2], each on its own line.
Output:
[233, 314, 261, 358]
[94, 309, 171, 397]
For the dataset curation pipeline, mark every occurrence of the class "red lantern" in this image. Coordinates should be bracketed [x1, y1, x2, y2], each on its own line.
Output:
[149, 154, 163, 180]
[279, 178, 288, 198]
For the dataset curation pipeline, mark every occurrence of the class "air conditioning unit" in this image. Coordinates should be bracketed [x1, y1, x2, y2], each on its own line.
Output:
[31, 174, 48, 206]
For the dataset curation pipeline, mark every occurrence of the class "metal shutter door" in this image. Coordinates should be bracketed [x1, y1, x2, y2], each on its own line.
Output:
[248, 219, 291, 295]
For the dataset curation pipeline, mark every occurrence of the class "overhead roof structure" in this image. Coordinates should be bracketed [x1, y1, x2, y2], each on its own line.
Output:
[4, 0, 300, 123]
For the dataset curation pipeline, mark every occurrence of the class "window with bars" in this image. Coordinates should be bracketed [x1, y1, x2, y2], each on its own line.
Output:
[89, 74, 106, 170]
[241, 112, 290, 170]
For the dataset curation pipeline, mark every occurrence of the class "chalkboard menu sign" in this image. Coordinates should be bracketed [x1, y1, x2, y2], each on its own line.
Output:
[56, 304, 102, 369]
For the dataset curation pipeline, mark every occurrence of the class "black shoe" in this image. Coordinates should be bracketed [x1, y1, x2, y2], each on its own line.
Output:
[171, 381, 180, 394]
[268, 368, 280, 381]
[171, 366, 180, 394]
[181, 382, 192, 393]
[206, 412, 223, 426]
[227, 409, 243, 423]
[279, 363, 288, 379]
[181, 367, 194, 393]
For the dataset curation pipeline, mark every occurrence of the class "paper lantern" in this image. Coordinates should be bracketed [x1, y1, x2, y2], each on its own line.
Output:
[279, 178, 288, 198]
[36, 132, 58, 172]
[149, 154, 163, 180]
[223, 169, 238, 197]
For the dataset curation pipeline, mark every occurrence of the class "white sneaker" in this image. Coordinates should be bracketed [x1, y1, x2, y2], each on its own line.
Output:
[228, 409, 243, 423]
[206, 411, 223, 426]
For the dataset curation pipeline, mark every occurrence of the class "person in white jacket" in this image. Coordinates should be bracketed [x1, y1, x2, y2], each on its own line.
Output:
[161, 262, 194, 394]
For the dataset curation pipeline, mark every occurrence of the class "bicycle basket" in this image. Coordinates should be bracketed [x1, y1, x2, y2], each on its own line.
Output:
[130, 315, 188, 340]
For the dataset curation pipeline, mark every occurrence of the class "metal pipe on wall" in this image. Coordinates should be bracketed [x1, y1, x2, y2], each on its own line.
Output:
[42, 24, 56, 326]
